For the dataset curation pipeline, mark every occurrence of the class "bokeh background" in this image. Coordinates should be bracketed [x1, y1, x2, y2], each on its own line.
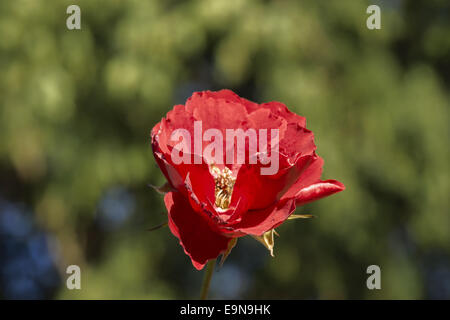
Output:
[0, 0, 449, 299]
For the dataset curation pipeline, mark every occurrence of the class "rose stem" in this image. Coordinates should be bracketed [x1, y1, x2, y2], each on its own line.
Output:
[199, 259, 216, 300]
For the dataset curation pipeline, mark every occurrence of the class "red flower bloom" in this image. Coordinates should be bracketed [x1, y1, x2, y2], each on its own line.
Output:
[151, 90, 344, 270]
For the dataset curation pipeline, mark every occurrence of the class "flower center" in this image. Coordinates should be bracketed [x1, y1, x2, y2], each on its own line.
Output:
[211, 166, 236, 210]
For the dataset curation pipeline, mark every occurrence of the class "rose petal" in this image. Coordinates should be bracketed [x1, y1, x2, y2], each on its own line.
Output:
[185, 92, 248, 132]
[280, 154, 345, 206]
[279, 123, 316, 159]
[260, 101, 306, 127]
[200, 89, 260, 114]
[233, 154, 314, 210]
[281, 154, 323, 200]
[294, 180, 345, 206]
[164, 191, 232, 270]
[282, 155, 345, 206]
[154, 105, 196, 155]
[183, 171, 218, 224]
[246, 108, 288, 140]
[230, 198, 297, 236]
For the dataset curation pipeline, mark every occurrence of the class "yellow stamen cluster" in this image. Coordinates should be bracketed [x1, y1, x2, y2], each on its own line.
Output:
[211, 166, 236, 210]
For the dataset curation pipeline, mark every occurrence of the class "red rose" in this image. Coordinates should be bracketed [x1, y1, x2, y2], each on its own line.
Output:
[151, 90, 344, 270]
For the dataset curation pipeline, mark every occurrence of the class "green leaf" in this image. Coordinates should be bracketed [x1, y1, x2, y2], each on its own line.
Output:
[252, 229, 277, 257]
[219, 238, 238, 267]
[288, 214, 315, 220]
[147, 221, 168, 232]
[148, 182, 173, 194]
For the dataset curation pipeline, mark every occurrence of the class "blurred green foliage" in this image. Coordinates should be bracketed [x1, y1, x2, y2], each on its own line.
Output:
[0, 0, 449, 299]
